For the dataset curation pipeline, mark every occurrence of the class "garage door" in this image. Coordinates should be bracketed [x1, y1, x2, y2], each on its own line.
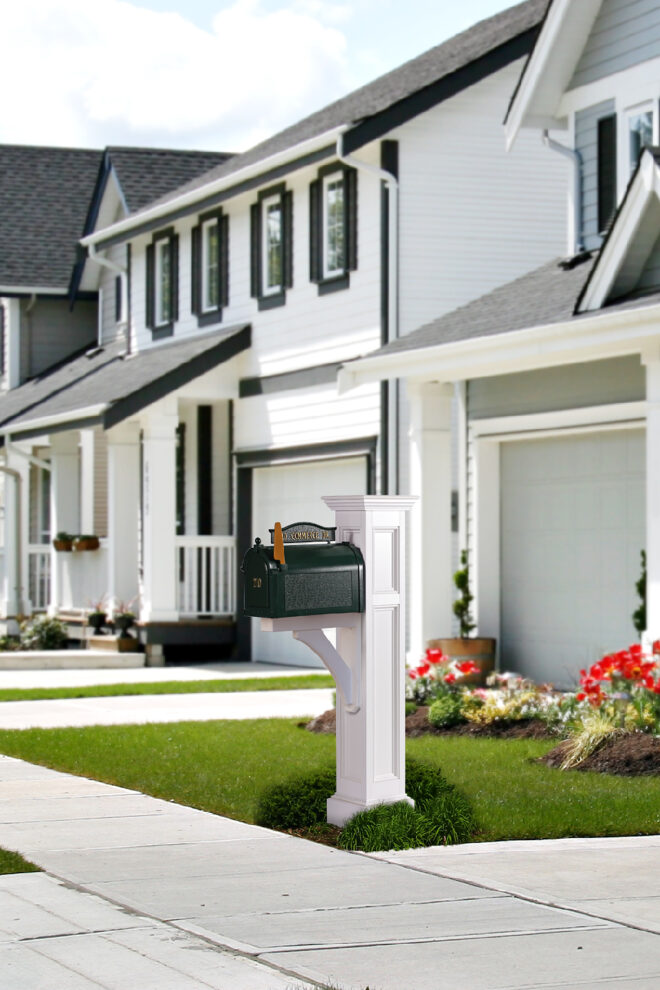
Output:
[500, 429, 644, 688]
[251, 456, 367, 666]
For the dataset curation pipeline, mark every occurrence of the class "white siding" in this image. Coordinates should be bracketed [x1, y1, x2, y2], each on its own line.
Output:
[575, 99, 616, 253]
[569, 0, 660, 91]
[21, 298, 96, 378]
[395, 60, 567, 336]
[637, 227, 660, 291]
[100, 241, 129, 346]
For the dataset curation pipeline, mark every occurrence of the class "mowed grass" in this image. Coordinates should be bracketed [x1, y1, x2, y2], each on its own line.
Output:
[0, 848, 39, 874]
[0, 674, 333, 704]
[0, 721, 658, 840]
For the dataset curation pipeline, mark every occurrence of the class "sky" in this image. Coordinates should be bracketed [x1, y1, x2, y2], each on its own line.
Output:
[3, 0, 520, 154]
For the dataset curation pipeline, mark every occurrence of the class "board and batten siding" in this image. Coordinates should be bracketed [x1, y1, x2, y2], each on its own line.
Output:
[465, 355, 645, 631]
[569, 0, 660, 91]
[129, 147, 381, 377]
[394, 60, 567, 337]
[100, 242, 129, 346]
[575, 99, 616, 252]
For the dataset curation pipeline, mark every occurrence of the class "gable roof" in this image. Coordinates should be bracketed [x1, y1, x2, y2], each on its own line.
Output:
[85, 0, 548, 250]
[105, 147, 234, 215]
[0, 323, 250, 440]
[0, 144, 102, 292]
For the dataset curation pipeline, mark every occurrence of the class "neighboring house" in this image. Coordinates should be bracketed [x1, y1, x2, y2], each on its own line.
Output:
[0, 0, 569, 664]
[0, 146, 232, 629]
[342, 0, 660, 687]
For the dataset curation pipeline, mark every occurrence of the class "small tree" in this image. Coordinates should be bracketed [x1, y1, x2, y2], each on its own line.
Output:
[453, 550, 476, 639]
[633, 549, 646, 636]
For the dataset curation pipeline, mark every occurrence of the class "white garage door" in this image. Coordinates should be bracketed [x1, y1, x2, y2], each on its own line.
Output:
[500, 429, 644, 688]
[251, 456, 367, 666]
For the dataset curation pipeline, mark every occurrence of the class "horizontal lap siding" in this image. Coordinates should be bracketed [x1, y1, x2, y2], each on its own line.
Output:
[575, 99, 615, 252]
[569, 0, 660, 90]
[395, 61, 567, 337]
[22, 298, 96, 378]
[100, 242, 128, 345]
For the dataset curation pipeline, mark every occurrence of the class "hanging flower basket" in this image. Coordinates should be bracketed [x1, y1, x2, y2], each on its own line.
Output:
[53, 532, 73, 552]
[73, 535, 100, 552]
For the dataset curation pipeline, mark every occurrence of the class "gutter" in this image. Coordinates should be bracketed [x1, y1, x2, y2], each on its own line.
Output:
[80, 126, 346, 249]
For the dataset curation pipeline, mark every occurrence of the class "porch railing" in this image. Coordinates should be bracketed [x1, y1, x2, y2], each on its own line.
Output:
[176, 536, 236, 617]
[28, 544, 51, 612]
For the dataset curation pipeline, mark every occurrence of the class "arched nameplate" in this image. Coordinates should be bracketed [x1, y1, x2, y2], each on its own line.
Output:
[268, 521, 336, 544]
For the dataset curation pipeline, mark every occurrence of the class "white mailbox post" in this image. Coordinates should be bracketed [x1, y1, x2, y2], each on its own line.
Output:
[259, 495, 417, 827]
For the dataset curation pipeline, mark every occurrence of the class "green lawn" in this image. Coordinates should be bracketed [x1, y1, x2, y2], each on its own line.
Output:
[0, 721, 658, 841]
[0, 848, 39, 875]
[0, 674, 333, 703]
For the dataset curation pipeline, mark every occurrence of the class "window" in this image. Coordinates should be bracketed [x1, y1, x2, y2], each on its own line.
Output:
[250, 184, 293, 310]
[628, 107, 654, 174]
[146, 228, 179, 339]
[310, 163, 357, 293]
[191, 210, 229, 326]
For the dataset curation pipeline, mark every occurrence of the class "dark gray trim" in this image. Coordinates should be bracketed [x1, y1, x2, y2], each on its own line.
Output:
[102, 324, 251, 430]
[344, 28, 538, 154]
[228, 398, 234, 536]
[598, 113, 617, 235]
[379, 139, 398, 495]
[257, 291, 286, 311]
[239, 361, 340, 398]
[92, 147, 335, 252]
[235, 435, 377, 470]
[317, 274, 349, 295]
[197, 404, 212, 535]
[236, 467, 253, 661]
[151, 323, 174, 340]
[196, 310, 224, 329]
[139, 621, 235, 647]
[9, 414, 104, 441]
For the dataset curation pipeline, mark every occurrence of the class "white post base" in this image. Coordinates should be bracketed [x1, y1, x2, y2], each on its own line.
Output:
[327, 792, 414, 829]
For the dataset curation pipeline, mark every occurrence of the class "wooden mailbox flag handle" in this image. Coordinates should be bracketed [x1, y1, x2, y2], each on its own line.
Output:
[273, 522, 286, 565]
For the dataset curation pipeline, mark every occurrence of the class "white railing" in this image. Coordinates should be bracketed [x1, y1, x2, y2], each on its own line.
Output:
[28, 544, 51, 612]
[176, 535, 236, 617]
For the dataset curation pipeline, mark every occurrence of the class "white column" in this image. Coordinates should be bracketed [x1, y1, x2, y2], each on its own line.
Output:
[323, 495, 417, 827]
[107, 422, 140, 609]
[645, 358, 660, 641]
[407, 382, 454, 659]
[141, 405, 178, 621]
[79, 430, 95, 534]
[49, 432, 80, 612]
[1, 449, 28, 620]
[5, 298, 21, 391]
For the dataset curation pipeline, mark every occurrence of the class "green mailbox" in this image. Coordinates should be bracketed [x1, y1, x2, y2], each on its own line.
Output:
[241, 521, 365, 619]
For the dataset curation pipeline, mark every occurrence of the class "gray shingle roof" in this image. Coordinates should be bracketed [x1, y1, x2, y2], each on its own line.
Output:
[106, 148, 234, 214]
[0, 324, 250, 436]
[0, 145, 102, 289]
[133, 0, 548, 217]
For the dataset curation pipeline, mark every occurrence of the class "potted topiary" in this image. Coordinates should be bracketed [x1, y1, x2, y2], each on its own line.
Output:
[53, 531, 74, 552]
[111, 598, 137, 636]
[427, 550, 496, 686]
[73, 534, 100, 551]
[86, 596, 108, 633]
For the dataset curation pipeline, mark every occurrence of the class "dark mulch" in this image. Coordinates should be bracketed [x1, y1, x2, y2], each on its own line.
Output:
[539, 732, 660, 776]
[306, 707, 553, 739]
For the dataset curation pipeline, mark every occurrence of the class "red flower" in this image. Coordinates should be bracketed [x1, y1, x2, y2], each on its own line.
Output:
[407, 669, 418, 680]
[425, 648, 445, 665]
[653, 640, 660, 656]
[416, 660, 431, 677]
[455, 660, 480, 675]
[444, 672, 457, 684]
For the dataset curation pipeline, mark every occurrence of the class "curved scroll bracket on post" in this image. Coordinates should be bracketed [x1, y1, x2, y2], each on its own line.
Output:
[260, 613, 361, 714]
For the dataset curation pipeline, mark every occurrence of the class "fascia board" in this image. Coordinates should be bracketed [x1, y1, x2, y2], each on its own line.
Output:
[339, 303, 660, 389]
[578, 153, 660, 313]
[0, 403, 109, 435]
[81, 127, 346, 249]
[505, 0, 600, 151]
[0, 286, 68, 296]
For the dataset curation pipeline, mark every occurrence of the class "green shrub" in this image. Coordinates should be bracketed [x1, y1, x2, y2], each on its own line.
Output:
[256, 757, 475, 851]
[255, 766, 336, 829]
[405, 700, 417, 717]
[20, 615, 68, 651]
[428, 694, 464, 728]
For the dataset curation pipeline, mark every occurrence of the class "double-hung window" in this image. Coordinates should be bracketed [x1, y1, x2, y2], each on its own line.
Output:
[310, 163, 357, 293]
[250, 184, 293, 310]
[146, 228, 179, 339]
[628, 105, 654, 175]
[192, 209, 229, 326]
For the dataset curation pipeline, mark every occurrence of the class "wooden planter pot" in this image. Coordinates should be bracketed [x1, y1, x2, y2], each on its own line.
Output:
[73, 537, 100, 552]
[427, 637, 496, 686]
[53, 539, 73, 552]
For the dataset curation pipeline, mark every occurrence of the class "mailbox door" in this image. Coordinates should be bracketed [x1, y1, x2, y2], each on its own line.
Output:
[243, 551, 270, 613]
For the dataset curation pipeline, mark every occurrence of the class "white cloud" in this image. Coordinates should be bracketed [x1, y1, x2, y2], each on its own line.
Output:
[1, 0, 351, 152]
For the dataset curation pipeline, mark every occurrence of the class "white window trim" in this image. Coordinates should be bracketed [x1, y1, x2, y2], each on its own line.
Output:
[154, 237, 171, 327]
[201, 217, 219, 313]
[322, 171, 345, 280]
[261, 193, 283, 297]
[620, 100, 656, 197]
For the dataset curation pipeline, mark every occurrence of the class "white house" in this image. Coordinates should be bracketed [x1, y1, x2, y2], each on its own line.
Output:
[343, 0, 660, 687]
[0, 0, 568, 664]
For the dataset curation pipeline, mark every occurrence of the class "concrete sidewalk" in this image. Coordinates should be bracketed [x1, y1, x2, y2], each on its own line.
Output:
[2, 755, 660, 990]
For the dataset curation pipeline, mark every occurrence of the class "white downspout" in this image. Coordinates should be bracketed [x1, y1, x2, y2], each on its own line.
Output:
[336, 130, 400, 492]
[86, 243, 128, 351]
[542, 130, 584, 255]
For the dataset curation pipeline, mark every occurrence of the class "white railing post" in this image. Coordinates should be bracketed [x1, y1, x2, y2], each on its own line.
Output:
[175, 536, 236, 616]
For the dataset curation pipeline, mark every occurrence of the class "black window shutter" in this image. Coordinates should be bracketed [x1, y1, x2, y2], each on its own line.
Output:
[250, 203, 261, 298]
[191, 224, 201, 315]
[283, 190, 293, 289]
[197, 405, 213, 536]
[175, 422, 186, 536]
[114, 275, 122, 322]
[220, 213, 230, 307]
[309, 179, 322, 282]
[598, 114, 617, 234]
[145, 243, 155, 329]
[345, 167, 358, 271]
[171, 234, 179, 321]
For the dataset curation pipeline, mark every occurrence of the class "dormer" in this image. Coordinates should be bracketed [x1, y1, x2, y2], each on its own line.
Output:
[506, 0, 660, 253]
